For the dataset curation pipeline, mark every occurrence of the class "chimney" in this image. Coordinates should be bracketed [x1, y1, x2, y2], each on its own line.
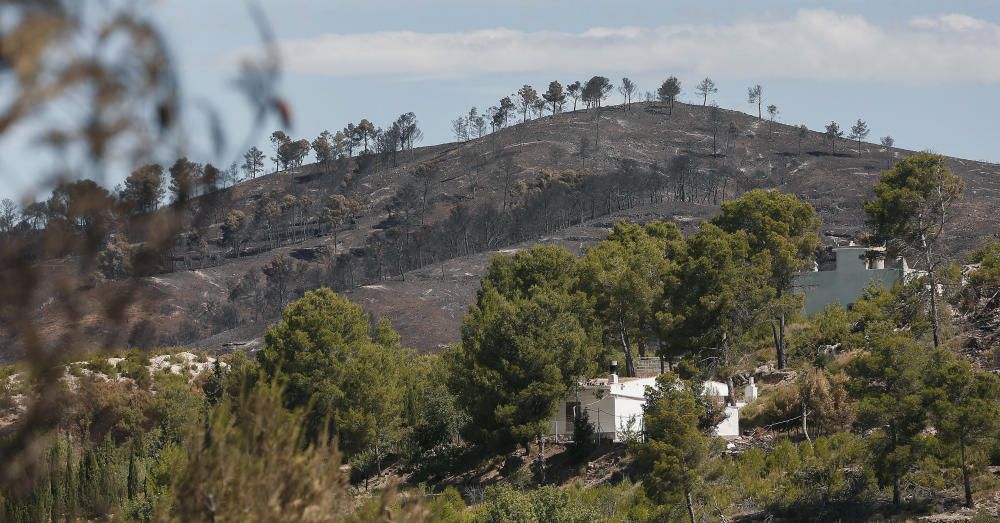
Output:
[744, 377, 758, 402]
[609, 360, 618, 385]
[870, 251, 885, 270]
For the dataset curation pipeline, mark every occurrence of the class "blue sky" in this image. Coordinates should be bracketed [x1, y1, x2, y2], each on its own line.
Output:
[2, 0, 1000, 201]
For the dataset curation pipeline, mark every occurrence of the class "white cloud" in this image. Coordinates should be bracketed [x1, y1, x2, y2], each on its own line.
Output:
[910, 13, 992, 33]
[236, 10, 1000, 85]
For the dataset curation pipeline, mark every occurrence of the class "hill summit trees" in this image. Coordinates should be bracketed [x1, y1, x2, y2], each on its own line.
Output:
[658, 76, 681, 114]
[582, 76, 613, 109]
[543, 81, 566, 116]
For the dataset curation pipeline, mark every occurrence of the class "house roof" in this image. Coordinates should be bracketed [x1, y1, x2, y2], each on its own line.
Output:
[579, 377, 730, 400]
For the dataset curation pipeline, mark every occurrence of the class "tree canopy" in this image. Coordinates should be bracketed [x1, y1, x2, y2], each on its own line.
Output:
[712, 189, 820, 291]
[578, 221, 682, 377]
[712, 189, 819, 368]
[658, 76, 681, 114]
[864, 152, 964, 346]
[256, 288, 406, 457]
[659, 223, 775, 390]
[449, 284, 600, 450]
[847, 327, 929, 506]
[637, 372, 722, 523]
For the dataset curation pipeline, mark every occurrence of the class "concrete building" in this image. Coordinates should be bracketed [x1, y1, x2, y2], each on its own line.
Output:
[793, 244, 918, 315]
[549, 362, 742, 442]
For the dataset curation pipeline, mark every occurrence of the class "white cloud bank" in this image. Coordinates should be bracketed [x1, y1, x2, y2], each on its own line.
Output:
[242, 9, 1000, 85]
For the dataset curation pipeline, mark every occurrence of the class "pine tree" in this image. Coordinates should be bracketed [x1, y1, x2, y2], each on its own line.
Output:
[864, 153, 964, 347]
[797, 125, 808, 155]
[849, 119, 870, 157]
[256, 288, 407, 456]
[711, 190, 820, 369]
[848, 328, 929, 506]
[567, 408, 595, 464]
[579, 221, 681, 377]
[449, 245, 599, 451]
[747, 84, 763, 119]
[638, 373, 718, 523]
[824, 121, 843, 154]
[657, 76, 681, 115]
[923, 349, 1000, 508]
[542, 81, 566, 117]
[695, 77, 717, 106]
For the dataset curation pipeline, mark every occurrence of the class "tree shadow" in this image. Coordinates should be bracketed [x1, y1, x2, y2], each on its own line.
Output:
[805, 150, 855, 159]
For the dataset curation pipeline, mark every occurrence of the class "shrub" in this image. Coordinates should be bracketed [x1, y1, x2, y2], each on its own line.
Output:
[739, 382, 799, 432]
[117, 353, 152, 390]
[424, 487, 469, 523]
[85, 356, 118, 379]
[158, 382, 384, 522]
[475, 484, 599, 523]
[567, 409, 595, 464]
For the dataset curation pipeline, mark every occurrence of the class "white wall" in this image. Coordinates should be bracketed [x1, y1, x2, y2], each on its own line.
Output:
[551, 380, 740, 442]
[551, 388, 615, 437]
[608, 396, 645, 442]
[717, 406, 740, 438]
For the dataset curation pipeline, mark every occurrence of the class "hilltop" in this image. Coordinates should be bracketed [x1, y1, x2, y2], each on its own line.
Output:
[6, 99, 1000, 361]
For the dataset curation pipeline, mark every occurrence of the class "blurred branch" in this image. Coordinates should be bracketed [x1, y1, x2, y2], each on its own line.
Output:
[0, 0, 284, 489]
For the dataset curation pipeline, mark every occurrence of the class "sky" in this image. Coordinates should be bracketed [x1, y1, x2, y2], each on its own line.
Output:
[2, 0, 1000, 202]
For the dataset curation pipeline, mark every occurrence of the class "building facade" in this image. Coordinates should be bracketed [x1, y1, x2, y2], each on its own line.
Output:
[793, 244, 918, 315]
[549, 369, 741, 442]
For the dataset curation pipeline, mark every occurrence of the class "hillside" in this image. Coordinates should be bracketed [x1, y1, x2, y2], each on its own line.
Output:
[6, 100, 1000, 361]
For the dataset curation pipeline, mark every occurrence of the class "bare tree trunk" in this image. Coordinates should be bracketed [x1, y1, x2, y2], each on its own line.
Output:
[619, 316, 636, 377]
[686, 490, 696, 523]
[772, 315, 787, 369]
[922, 233, 941, 347]
[722, 333, 736, 406]
[801, 402, 811, 441]
[779, 314, 786, 368]
[536, 435, 546, 483]
[962, 438, 974, 508]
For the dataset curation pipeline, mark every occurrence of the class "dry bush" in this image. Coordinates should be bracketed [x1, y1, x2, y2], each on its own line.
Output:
[157, 382, 428, 522]
[0, 0, 283, 493]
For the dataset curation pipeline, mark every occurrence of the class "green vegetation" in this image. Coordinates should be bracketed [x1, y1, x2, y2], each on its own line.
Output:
[659, 223, 774, 392]
[712, 189, 821, 368]
[848, 327, 931, 505]
[864, 152, 964, 346]
[577, 221, 681, 377]
[635, 373, 722, 523]
[3, 188, 999, 521]
[449, 246, 600, 451]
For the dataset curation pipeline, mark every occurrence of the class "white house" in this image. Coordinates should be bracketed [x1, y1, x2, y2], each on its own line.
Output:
[549, 362, 743, 442]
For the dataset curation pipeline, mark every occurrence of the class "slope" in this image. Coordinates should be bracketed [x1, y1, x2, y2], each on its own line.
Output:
[6, 100, 1000, 361]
